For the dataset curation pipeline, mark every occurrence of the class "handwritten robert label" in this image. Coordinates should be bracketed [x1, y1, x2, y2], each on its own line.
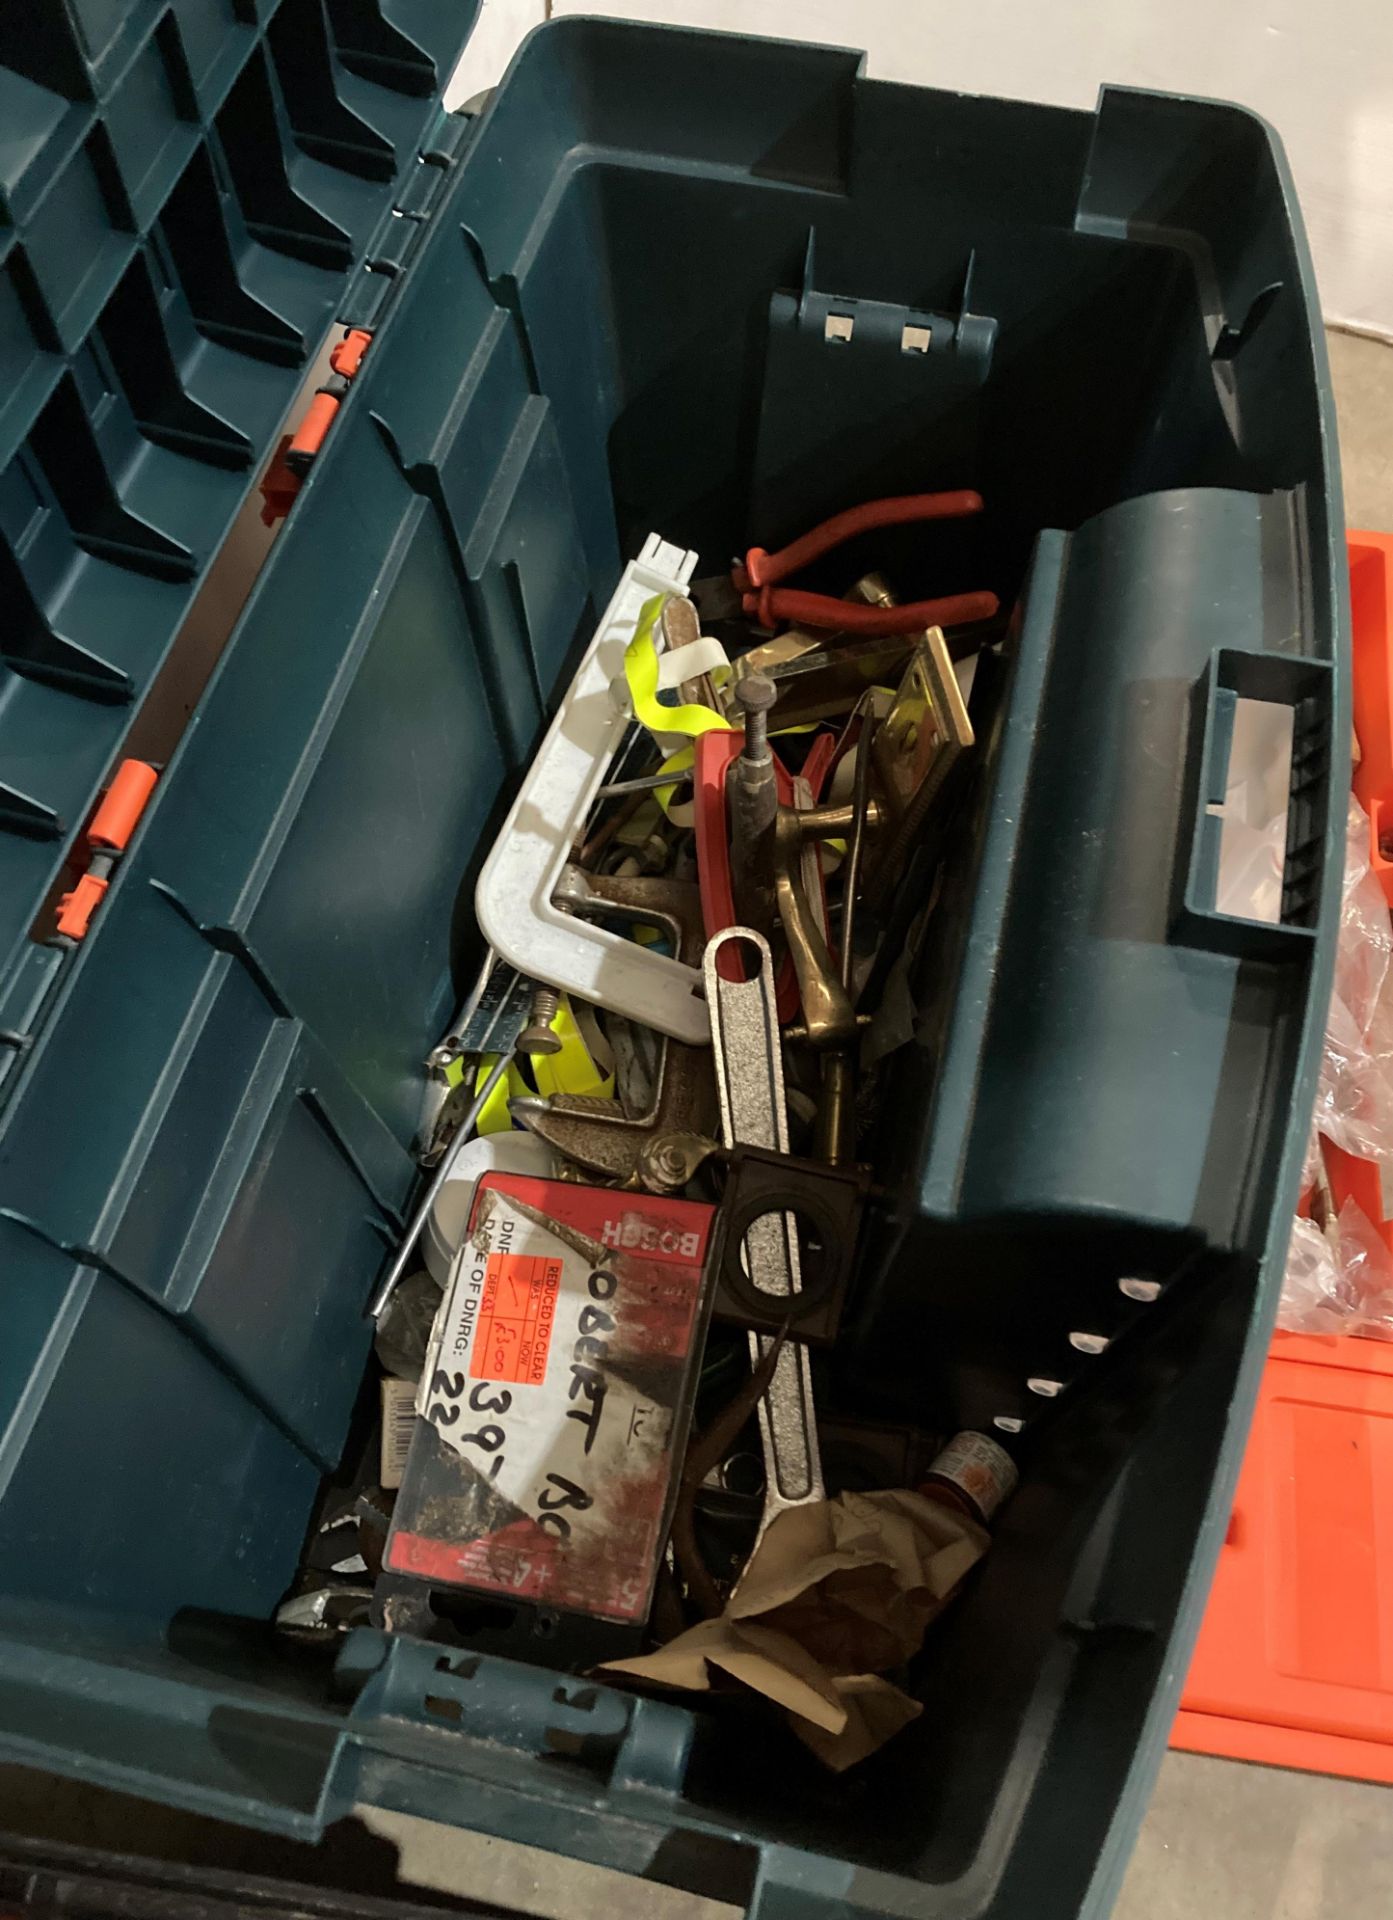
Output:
[564, 1264, 617, 1462]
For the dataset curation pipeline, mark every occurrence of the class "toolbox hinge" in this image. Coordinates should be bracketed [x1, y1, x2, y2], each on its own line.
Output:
[0, 760, 159, 1101]
[258, 107, 483, 525]
[343, 104, 480, 331]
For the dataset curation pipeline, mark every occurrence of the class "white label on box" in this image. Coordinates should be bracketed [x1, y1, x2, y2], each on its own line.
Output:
[390, 1174, 710, 1620]
[417, 1182, 689, 1560]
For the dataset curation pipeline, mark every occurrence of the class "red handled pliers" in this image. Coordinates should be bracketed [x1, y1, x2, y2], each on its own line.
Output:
[698, 490, 997, 636]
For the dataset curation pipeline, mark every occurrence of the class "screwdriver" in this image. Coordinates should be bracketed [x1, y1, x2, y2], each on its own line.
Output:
[367, 1049, 516, 1321]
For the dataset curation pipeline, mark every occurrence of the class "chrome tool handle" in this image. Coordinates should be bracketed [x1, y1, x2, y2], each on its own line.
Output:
[703, 927, 825, 1531]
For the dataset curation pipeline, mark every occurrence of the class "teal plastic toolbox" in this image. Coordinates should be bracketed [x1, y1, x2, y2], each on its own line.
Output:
[0, 8, 1348, 1918]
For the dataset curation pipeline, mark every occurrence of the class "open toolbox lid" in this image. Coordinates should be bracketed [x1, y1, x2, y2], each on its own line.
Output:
[0, 0, 479, 1071]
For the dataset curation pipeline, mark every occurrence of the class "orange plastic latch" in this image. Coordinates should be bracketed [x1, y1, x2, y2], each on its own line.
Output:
[56, 872, 108, 941]
[330, 327, 373, 378]
[260, 435, 302, 525]
[259, 330, 374, 524]
[287, 390, 341, 467]
[87, 759, 158, 853]
[54, 760, 158, 942]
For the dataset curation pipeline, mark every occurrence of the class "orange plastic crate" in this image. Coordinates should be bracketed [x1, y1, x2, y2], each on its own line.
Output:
[1351, 530, 1393, 903]
[1323, 536, 1393, 1253]
[1173, 1332, 1393, 1779]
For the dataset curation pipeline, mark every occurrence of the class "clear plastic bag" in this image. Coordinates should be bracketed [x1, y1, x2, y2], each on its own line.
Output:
[1279, 1199, 1393, 1339]
[1216, 768, 1393, 1336]
[1256, 796, 1393, 1338]
[1220, 797, 1393, 1171]
[1311, 800, 1393, 1162]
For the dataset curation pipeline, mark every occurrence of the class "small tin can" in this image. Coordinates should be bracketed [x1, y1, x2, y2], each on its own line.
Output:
[919, 1431, 1018, 1527]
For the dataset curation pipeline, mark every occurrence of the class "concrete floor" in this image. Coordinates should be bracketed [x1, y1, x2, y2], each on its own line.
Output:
[3, 331, 1390, 1919]
[1116, 1754, 1393, 1920]
[1329, 329, 1393, 532]
[366, 1750, 1393, 1920]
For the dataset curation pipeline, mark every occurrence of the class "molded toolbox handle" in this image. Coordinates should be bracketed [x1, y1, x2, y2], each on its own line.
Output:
[1173, 647, 1334, 960]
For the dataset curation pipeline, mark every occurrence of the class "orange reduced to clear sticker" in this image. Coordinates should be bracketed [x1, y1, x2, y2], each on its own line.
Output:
[472, 1252, 562, 1387]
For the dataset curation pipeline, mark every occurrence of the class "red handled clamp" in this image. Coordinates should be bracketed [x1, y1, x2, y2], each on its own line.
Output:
[706, 491, 997, 635]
